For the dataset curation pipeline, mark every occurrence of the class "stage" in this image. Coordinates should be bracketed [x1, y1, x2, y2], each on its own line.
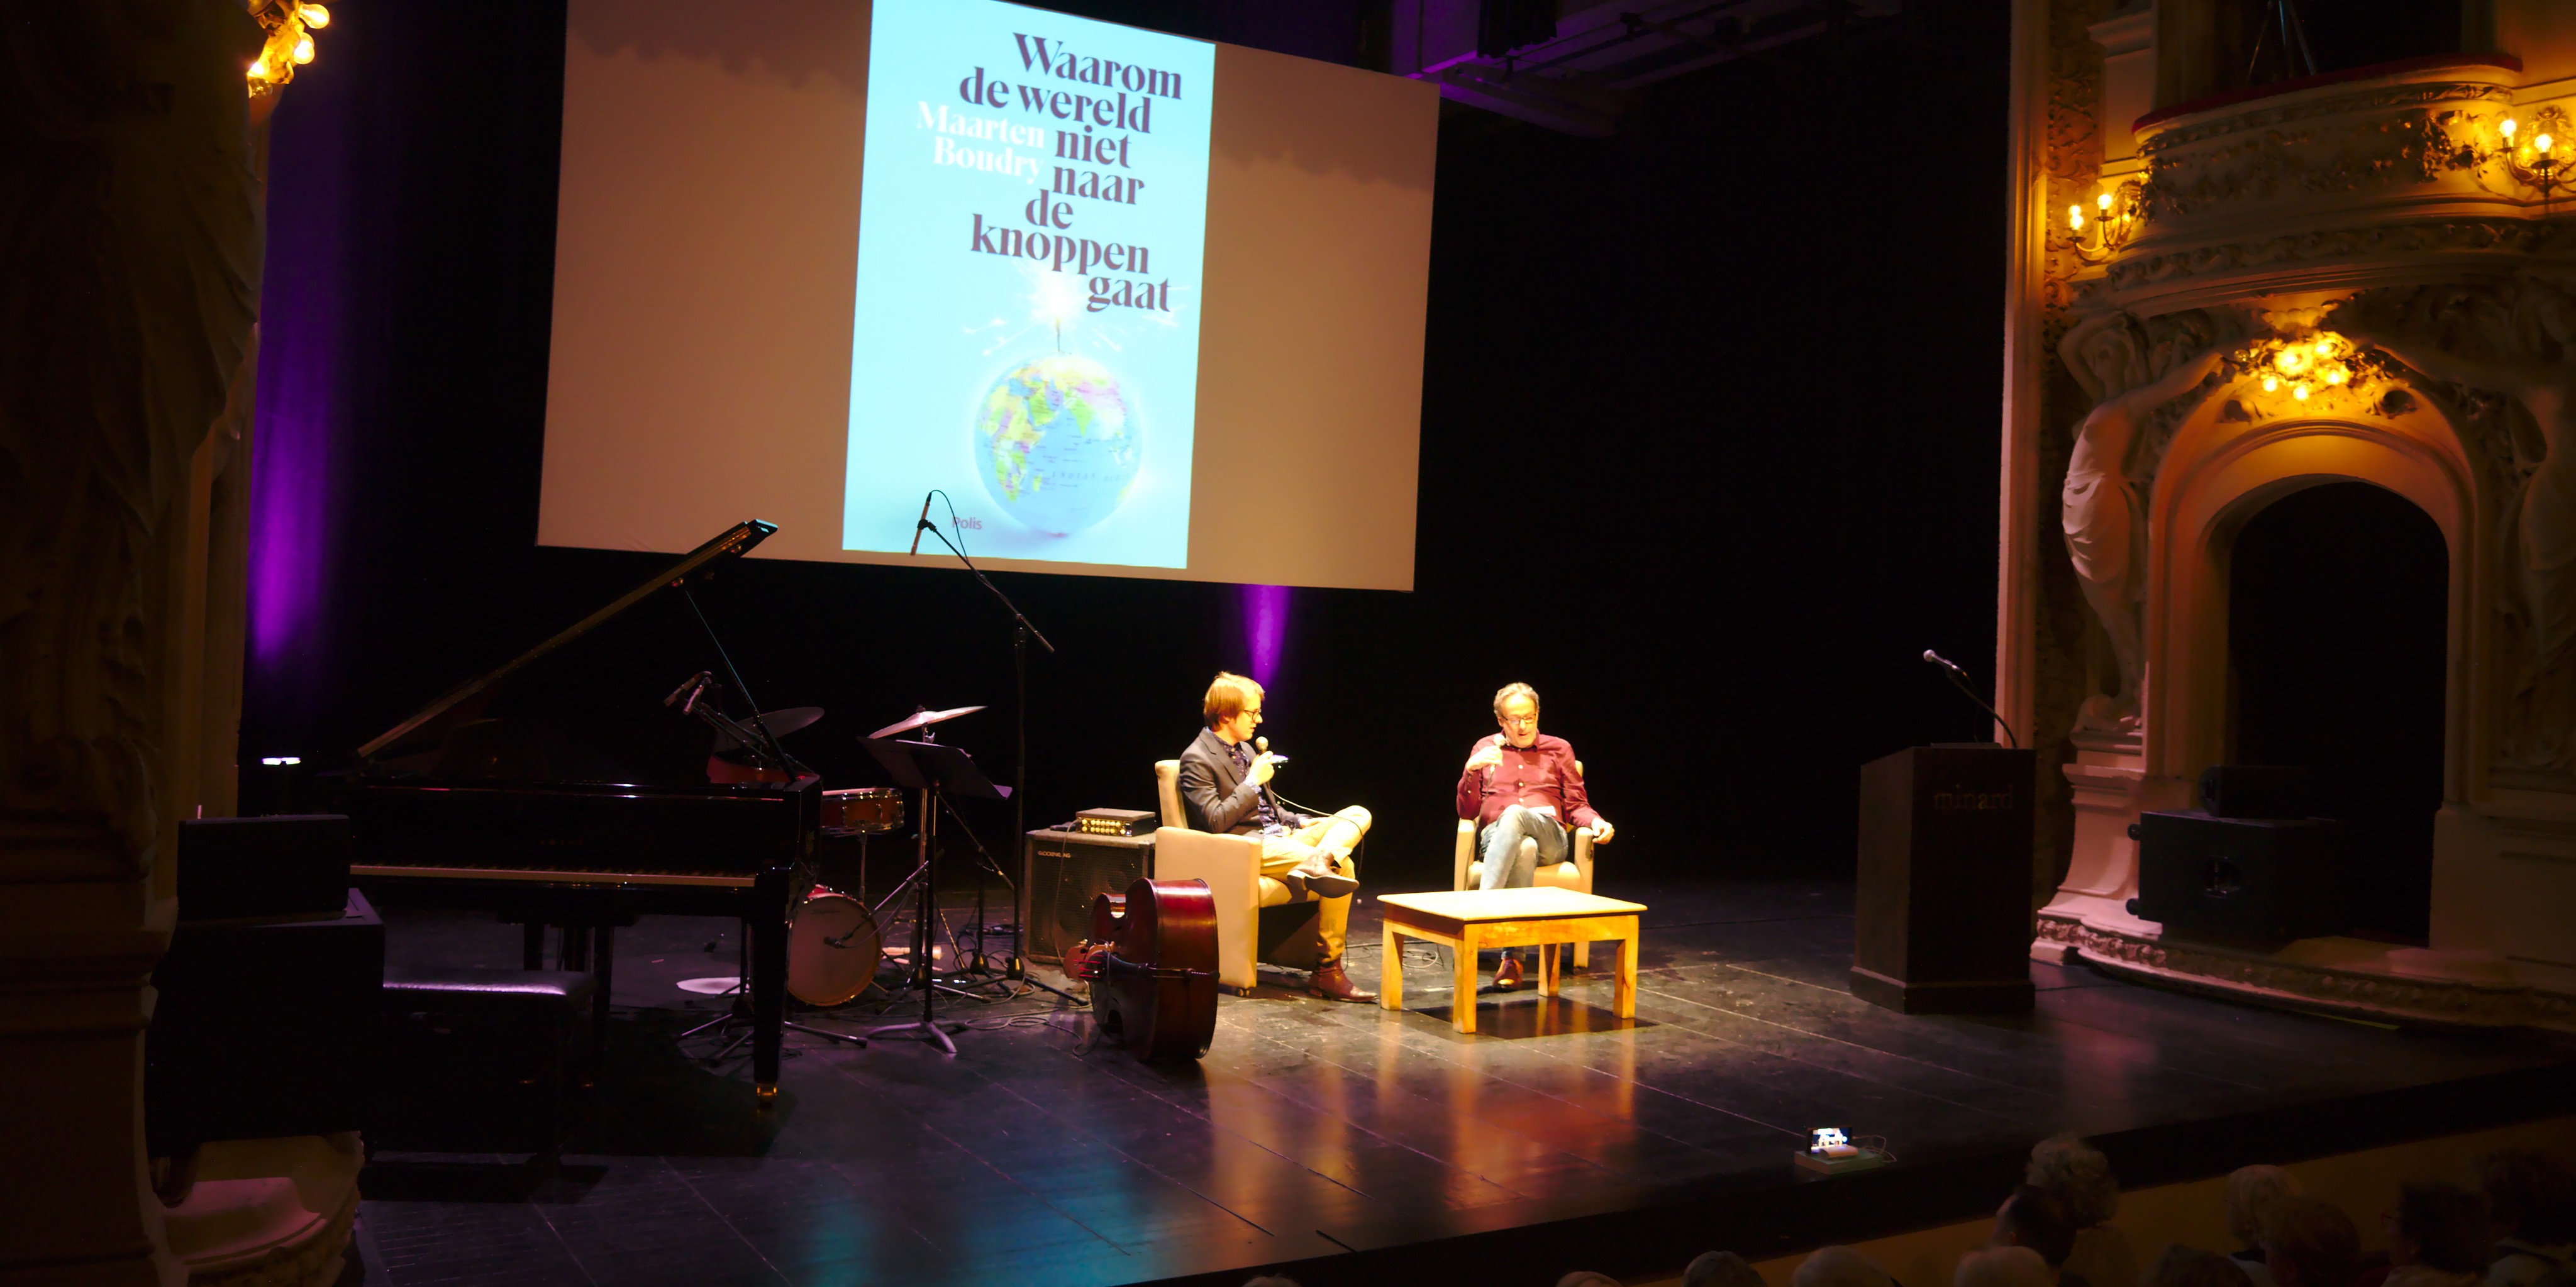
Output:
[347, 876, 2576, 1287]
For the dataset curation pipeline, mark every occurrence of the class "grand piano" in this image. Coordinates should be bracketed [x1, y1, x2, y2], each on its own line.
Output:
[336, 521, 818, 1102]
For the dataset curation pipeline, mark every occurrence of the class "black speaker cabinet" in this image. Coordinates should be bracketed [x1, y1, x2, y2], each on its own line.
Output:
[1025, 829, 1154, 963]
[147, 888, 384, 1156]
[1852, 744, 2036, 1014]
[2131, 810, 2351, 942]
[177, 814, 352, 922]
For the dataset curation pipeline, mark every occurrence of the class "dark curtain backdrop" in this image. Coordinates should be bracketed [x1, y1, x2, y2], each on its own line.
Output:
[241, 0, 2012, 890]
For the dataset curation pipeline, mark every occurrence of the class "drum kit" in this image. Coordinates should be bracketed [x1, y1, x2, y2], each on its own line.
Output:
[782, 704, 987, 1010]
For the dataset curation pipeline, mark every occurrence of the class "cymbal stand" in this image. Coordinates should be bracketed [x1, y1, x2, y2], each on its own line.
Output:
[675, 926, 867, 1056]
[869, 782, 962, 1054]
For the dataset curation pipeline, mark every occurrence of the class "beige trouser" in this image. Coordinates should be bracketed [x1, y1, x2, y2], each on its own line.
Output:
[1256, 805, 1371, 961]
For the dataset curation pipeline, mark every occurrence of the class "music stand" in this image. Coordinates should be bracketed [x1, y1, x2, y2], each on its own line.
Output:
[865, 736, 1009, 1055]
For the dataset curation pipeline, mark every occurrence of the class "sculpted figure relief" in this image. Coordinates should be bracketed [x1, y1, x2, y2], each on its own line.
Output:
[2058, 312, 2228, 731]
[2337, 280, 2576, 771]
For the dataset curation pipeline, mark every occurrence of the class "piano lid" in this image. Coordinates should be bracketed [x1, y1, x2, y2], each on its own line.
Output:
[356, 520, 776, 762]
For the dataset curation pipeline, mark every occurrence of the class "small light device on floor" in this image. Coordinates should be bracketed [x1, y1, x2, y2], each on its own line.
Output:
[1794, 1125, 1890, 1175]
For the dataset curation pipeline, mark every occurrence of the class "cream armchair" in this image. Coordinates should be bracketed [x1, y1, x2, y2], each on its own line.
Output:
[1153, 760, 1324, 993]
[1454, 763, 1599, 967]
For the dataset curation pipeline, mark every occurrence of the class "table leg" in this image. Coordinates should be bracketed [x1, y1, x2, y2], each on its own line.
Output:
[1380, 922, 1402, 1011]
[1539, 941, 1558, 998]
[1452, 927, 1479, 1034]
[1614, 924, 1637, 1019]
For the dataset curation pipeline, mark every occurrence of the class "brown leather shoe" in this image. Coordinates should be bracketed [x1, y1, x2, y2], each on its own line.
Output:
[1492, 954, 1524, 991]
[1306, 958, 1377, 1003]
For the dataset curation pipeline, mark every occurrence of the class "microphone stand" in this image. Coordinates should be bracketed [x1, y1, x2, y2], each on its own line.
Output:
[914, 519, 1061, 995]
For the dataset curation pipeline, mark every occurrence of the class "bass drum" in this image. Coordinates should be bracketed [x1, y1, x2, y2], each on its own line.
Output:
[787, 886, 884, 1007]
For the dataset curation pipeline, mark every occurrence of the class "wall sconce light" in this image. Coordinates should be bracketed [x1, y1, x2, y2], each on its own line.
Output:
[2497, 107, 2572, 202]
[2068, 180, 2143, 263]
[2233, 333, 2373, 411]
[247, 2, 330, 97]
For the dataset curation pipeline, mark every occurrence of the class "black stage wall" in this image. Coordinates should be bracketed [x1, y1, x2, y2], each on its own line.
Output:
[240, 0, 2011, 889]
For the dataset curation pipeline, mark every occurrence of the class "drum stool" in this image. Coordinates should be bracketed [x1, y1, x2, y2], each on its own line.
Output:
[379, 968, 596, 1154]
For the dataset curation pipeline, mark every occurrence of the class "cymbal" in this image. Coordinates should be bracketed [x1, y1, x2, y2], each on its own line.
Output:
[711, 706, 824, 753]
[868, 704, 987, 740]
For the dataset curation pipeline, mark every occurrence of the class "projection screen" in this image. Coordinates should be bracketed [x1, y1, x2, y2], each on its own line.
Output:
[537, 0, 1437, 590]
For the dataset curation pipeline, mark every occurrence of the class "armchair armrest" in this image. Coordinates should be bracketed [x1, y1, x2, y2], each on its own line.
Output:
[1572, 826, 1596, 888]
[1152, 825, 1267, 991]
[1453, 820, 1476, 891]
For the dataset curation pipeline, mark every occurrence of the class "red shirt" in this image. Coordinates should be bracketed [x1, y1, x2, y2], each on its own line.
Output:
[1455, 733, 1599, 830]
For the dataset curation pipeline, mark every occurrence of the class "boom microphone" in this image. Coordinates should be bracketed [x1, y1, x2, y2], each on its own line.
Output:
[908, 491, 935, 556]
[1920, 649, 2020, 749]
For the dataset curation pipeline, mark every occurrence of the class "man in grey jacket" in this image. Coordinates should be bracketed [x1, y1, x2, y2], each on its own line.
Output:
[1176, 671, 1374, 1001]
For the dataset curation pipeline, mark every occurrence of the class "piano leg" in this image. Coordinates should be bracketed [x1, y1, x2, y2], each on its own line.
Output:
[590, 924, 614, 1078]
[750, 866, 790, 1102]
[523, 920, 545, 970]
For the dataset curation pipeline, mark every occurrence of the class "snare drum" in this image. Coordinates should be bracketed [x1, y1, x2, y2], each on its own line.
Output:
[788, 886, 884, 1007]
[822, 787, 904, 834]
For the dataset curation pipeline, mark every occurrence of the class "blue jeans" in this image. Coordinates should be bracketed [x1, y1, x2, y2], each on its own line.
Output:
[1478, 805, 1568, 891]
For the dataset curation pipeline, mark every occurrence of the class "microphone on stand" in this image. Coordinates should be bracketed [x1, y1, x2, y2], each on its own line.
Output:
[1921, 649, 2020, 748]
[908, 491, 935, 556]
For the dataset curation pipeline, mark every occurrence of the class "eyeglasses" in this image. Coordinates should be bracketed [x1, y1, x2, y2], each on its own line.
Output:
[1499, 714, 1537, 726]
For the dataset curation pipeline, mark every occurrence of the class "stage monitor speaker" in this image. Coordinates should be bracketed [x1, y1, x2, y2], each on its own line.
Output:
[2130, 810, 2350, 942]
[1852, 744, 2036, 1014]
[1025, 829, 1154, 963]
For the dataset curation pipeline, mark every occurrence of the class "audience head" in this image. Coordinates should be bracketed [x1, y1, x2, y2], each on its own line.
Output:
[2228, 1166, 2304, 1249]
[1958, 1246, 2055, 1287]
[1689, 1251, 1768, 1287]
[1994, 1184, 2079, 1268]
[2028, 1135, 2122, 1229]
[2473, 1147, 2576, 1246]
[1556, 1274, 1623, 1287]
[2143, 1246, 2251, 1287]
[2388, 1181, 2492, 1274]
[2260, 1196, 2362, 1287]
[1796, 1246, 1895, 1287]
[1240, 1278, 1300, 1287]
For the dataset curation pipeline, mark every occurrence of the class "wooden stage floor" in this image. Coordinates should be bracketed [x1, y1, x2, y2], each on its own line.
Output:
[352, 876, 2576, 1287]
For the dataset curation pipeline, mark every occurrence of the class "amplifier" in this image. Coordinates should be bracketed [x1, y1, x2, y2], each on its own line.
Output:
[1075, 807, 1157, 837]
[1025, 828, 1153, 963]
[2131, 810, 2350, 942]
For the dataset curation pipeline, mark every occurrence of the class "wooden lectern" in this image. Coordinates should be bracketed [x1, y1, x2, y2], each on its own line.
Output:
[1852, 744, 2036, 1014]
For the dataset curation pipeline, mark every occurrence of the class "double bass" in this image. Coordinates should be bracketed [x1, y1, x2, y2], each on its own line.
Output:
[1072, 878, 1218, 1061]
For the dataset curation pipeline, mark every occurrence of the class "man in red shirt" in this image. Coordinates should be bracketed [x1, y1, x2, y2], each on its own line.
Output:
[1456, 683, 1615, 989]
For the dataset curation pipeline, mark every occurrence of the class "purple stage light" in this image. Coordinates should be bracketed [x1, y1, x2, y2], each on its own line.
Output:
[1243, 584, 1290, 688]
[245, 86, 350, 683]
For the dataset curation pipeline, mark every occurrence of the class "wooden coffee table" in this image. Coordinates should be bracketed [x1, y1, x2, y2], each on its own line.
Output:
[1377, 887, 1645, 1033]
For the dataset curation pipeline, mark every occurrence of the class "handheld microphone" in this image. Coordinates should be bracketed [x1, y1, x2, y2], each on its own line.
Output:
[1922, 649, 1968, 678]
[908, 491, 935, 556]
[1255, 736, 1287, 765]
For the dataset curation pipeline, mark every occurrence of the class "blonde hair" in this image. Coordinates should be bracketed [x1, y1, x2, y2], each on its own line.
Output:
[1494, 682, 1540, 719]
[1204, 672, 1263, 729]
[2226, 1165, 2301, 1246]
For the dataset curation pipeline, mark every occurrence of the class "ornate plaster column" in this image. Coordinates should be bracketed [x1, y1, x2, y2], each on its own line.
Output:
[0, 3, 269, 1281]
[2008, 0, 2576, 1026]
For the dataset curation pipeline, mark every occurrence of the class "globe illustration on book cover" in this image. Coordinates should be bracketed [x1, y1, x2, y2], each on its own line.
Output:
[974, 355, 1140, 536]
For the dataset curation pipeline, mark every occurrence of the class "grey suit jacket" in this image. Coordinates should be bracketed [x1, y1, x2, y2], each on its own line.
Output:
[1175, 727, 1307, 836]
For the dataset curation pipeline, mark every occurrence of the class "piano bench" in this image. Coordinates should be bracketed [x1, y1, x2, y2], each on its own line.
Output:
[380, 968, 597, 1154]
